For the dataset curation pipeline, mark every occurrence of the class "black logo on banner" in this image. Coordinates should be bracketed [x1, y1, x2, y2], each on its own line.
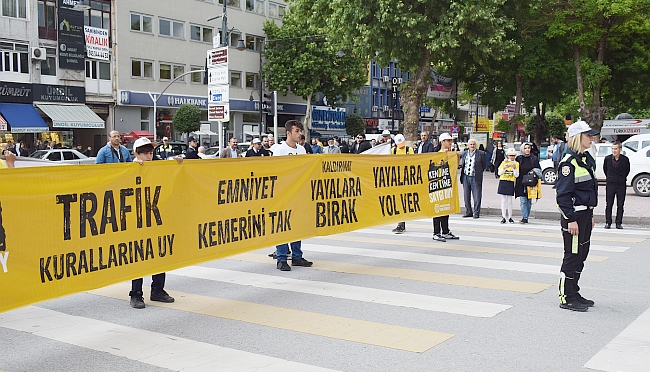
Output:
[428, 159, 453, 205]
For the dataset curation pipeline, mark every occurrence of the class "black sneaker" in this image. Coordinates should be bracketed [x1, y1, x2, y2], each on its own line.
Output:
[500, 218, 506, 224]
[604, 224, 611, 229]
[559, 300, 589, 312]
[616, 224, 623, 229]
[150, 290, 175, 303]
[462, 214, 473, 218]
[520, 218, 528, 224]
[508, 218, 515, 224]
[268, 252, 277, 259]
[130, 296, 145, 309]
[292, 257, 313, 267]
[392, 226, 405, 234]
[443, 232, 459, 240]
[277, 261, 291, 271]
[576, 294, 595, 307]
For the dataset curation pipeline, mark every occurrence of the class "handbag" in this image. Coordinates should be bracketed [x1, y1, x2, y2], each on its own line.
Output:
[522, 173, 538, 187]
[527, 179, 542, 200]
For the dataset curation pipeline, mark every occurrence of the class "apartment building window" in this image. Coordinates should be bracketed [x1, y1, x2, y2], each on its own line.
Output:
[130, 13, 152, 33]
[268, 2, 285, 18]
[159, 18, 184, 39]
[245, 35, 264, 52]
[190, 65, 204, 84]
[38, 0, 56, 40]
[230, 71, 241, 87]
[132, 59, 153, 78]
[229, 31, 241, 47]
[219, 0, 241, 8]
[140, 108, 149, 132]
[86, 60, 110, 80]
[245, 73, 258, 88]
[190, 24, 213, 43]
[159, 62, 185, 81]
[41, 48, 57, 76]
[0, 42, 28, 74]
[246, 0, 264, 15]
[2, 0, 27, 19]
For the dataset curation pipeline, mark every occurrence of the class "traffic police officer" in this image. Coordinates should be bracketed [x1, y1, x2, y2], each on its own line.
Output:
[556, 121, 599, 312]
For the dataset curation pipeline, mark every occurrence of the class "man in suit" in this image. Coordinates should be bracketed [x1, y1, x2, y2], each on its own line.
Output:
[219, 137, 242, 158]
[414, 131, 435, 154]
[351, 133, 372, 154]
[184, 136, 201, 159]
[459, 139, 487, 218]
[323, 137, 341, 154]
[603, 141, 630, 229]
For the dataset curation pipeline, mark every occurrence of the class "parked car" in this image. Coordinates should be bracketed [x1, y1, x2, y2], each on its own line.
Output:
[28, 149, 95, 165]
[203, 146, 220, 159]
[153, 141, 187, 160]
[539, 143, 629, 185]
[622, 133, 650, 153]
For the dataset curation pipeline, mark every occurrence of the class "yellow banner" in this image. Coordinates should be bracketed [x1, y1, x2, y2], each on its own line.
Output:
[0, 153, 459, 312]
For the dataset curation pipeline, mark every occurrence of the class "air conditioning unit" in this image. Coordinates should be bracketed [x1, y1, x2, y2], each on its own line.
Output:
[371, 106, 379, 112]
[382, 105, 390, 112]
[31, 47, 47, 61]
[382, 76, 390, 83]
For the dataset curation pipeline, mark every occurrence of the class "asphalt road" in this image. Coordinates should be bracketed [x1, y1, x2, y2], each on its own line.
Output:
[1, 215, 648, 372]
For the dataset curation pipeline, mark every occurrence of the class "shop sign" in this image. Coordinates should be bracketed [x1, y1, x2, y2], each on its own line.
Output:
[33, 84, 86, 104]
[58, 7, 86, 70]
[58, 0, 84, 9]
[378, 119, 398, 131]
[84, 26, 109, 60]
[0, 82, 33, 103]
[311, 106, 346, 131]
[364, 118, 378, 129]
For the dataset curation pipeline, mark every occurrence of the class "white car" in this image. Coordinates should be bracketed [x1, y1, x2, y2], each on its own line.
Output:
[539, 143, 628, 185]
[28, 149, 96, 165]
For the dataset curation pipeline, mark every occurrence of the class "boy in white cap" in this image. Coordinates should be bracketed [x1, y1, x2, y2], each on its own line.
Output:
[391, 134, 412, 234]
[432, 133, 460, 242]
[129, 137, 181, 308]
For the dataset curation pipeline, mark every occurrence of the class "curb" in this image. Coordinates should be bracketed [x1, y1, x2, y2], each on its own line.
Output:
[460, 208, 650, 227]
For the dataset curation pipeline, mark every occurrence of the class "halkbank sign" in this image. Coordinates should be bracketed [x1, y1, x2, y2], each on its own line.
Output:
[311, 106, 346, 131]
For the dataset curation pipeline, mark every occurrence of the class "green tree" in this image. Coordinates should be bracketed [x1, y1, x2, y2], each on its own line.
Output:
[172, 104, 201, 135]
[345, 113, 365, 136]
[545, 0, 650, 132]
[289, 0, 518, 142]
[263, 15, 368, 128]
[546, 112, 567, 138]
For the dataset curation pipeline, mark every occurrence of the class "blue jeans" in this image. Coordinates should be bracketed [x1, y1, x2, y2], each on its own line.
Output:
[276, 241, 303, 262]
[463, 175, 482, 217]
[520, 196, 532, 220]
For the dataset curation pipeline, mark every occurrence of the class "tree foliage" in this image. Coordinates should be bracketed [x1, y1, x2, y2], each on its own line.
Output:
[262, 14, 368, 127]
[546, 112, 567, 138]
[288, 0, 518, 142]
[345, 113, 365, 136]
[172, 104, 201, 135]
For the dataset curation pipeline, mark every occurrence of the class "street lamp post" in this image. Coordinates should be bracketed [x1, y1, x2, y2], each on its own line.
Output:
[147, 69, 205, 141]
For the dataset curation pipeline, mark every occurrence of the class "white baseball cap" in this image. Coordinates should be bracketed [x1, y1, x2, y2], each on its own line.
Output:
[133, 137, 156, 151]
[439, 133, 453, 141]
[252, 138, 262, 144]
[506, 148, 517, 155]
[394, 134, 405, 145]
[381, 130, 391, 136]
[567, 121, 598, 137]
[162, 137, 169, 141]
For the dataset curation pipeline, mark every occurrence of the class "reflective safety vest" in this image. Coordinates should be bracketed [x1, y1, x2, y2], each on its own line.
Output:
[555, 152, 598, 222]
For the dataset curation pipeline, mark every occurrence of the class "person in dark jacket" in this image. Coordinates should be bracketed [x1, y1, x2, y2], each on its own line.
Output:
[414, 131, 435, 154]
[245, 138, 270, 157]
[514, 143, 541, 223]
[459, 139, 487, 218]
[491, 141, 505, 178]
[185, 136, 201, 159]
[351, 133, 372, 153]
[603, 141, 630, 229]
[556, 121, 599, 312]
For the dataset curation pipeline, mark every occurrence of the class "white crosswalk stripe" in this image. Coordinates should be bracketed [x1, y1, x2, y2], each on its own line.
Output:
[0, 306, 339, 372]
[170, 266, 511, 318]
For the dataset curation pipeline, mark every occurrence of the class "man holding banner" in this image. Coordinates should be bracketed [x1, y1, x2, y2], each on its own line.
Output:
[273, 120, 314, 271]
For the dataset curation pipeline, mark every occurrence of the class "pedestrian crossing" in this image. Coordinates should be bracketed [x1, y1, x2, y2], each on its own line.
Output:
[0, 215, 647, 371]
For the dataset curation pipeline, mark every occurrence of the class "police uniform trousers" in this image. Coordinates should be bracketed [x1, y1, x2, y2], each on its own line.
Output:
[130, 273, 166, 297]
[559, 209, 592, 302]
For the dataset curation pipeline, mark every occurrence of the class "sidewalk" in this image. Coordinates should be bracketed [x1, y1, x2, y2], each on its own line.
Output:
[458, 172, 650, 226]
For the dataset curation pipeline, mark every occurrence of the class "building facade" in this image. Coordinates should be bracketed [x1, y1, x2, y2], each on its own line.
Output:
[0, 0, 112, 154]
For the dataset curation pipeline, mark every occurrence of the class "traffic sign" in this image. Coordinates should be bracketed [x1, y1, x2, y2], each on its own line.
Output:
[207, 65, 228, 86]
[208, 103, 229, 122]
[207, 47, 228, 67]
[451, 124, 460, 134]
[208, 85, 229, 104]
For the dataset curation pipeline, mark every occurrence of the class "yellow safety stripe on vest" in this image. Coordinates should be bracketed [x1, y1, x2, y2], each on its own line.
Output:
[569, 158, 591, 183]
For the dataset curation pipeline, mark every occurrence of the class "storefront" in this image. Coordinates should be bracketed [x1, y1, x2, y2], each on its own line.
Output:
[0, 82, 105, 152]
